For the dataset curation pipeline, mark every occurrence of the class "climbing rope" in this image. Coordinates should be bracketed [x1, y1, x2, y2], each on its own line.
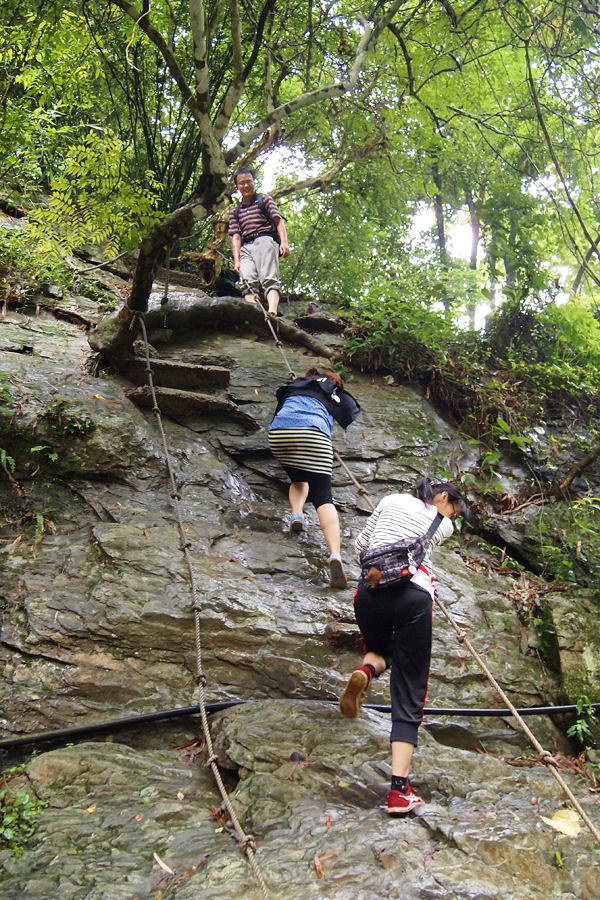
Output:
[132, 312, 271, 900]
[340, 461, 600, 847]
[434, 593, 600, 845]
[333, 448, 371, 503]
[131, 296, 599, 863]
[255, 301, 297, 379]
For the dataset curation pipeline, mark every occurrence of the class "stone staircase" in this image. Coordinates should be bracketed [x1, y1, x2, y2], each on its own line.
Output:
[122, 356, 259, 431]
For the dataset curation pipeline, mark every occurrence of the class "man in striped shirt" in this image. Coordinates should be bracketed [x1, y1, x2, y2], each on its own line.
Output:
[229, 168, 289, 316]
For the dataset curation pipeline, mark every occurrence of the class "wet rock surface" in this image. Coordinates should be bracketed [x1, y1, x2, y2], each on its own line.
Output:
[1, 289, 599, 897]
[1, 704, 599, 900]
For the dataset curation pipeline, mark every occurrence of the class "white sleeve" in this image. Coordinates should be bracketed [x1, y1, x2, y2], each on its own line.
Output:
[431, 515, 454, 546]
[354, 505, 381, 555]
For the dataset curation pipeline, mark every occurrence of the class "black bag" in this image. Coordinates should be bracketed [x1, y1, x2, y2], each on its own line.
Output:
[359, 513, 444, 589]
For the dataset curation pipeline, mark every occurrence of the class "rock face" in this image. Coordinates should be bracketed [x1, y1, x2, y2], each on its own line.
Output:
[1, 288, 600, 898]
[543, 590, 600, 703]
[1, 706, 600, 900]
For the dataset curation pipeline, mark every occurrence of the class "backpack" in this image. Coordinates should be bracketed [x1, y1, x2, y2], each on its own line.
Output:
[359, 513, 444, 589]
[233, 193, 282, 245]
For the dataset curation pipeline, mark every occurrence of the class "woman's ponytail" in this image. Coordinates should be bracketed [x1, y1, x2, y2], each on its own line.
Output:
[412, 477, 470, 520]
[411, 477, 436, 505]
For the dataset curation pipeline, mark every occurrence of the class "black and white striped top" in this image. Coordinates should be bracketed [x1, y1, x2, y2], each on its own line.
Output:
[354, 493, 454, 596]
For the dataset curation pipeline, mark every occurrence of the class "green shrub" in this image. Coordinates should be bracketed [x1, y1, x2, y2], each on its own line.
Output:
[0, 767, 47, 857]
[566, 696, 597, 750]
[345, 285, 600, 458]
[0, 228, 73, 290]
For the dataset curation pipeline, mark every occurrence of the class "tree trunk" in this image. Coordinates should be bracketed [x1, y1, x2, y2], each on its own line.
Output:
[465, 188, 479, 271]
[128, 176, 228, 313]
[503, 220, 516, 288]
[465, 188, 480, 329]
[432, 161, 448, 270]
[89, 295, 335, 368]
[432, 160, 451, 314]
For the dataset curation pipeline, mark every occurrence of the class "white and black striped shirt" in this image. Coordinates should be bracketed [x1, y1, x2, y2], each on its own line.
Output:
[354, 493, 453, 597]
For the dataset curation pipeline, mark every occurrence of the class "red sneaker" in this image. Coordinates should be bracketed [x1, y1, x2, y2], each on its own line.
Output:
[387, 786, 424, 815]
[339, 668, 371, 719]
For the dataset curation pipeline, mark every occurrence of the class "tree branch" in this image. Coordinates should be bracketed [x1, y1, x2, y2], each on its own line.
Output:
[111, 0, 224, 170]
[225, 0, 405, 165]
[525, 41, 600, 265]
[213, 0, 277, 141]
[271, 142, 381, 199]
[387, 20, 446, 129]
[189, 0, 210, 112]
[206, 0, 227, 44]
[230, 0, 243, 76]
[271, 166, 347, 198]
[224, 82, 350, 164]
[557, 444, 600, 493]
[110, 0, 199, 123]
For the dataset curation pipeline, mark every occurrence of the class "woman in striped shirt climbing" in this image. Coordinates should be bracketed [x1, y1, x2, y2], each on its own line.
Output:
[269, 368, 360, 588]
[339, 477, 469, 815]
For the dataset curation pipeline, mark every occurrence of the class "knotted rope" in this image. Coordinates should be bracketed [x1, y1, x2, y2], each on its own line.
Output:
[133, 298, 600, 861]
[255, 301, 297, 380]
[345, 465, 600, 847]
[133, 312, 271, 899]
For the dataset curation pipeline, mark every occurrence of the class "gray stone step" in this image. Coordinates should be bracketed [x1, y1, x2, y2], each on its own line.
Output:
[125, 384, 258, 431]
[123, 356, 230, 390]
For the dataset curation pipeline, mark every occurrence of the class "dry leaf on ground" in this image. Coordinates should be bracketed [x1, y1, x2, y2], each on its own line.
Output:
[539, 809, 581, 836]
[153, 852, 174, 875]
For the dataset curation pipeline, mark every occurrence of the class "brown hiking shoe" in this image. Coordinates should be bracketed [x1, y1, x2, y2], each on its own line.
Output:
[339, 668, 371, 719]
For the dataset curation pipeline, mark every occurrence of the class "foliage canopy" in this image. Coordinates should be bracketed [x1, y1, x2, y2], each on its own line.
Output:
[2, 0, 600, 468]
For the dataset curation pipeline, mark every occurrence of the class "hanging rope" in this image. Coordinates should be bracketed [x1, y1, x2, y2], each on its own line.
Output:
[255, 301, 297, 379]
[433, 593, 600, 845]
[131, 297, 599, 863]
[333, 448, 371, 504]
[133, 312, 271, 900]
[333, 450, 600, 846]
[160, 243, 173, 326]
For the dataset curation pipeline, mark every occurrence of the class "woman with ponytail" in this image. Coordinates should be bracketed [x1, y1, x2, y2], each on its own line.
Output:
[339, 477, 469, 814]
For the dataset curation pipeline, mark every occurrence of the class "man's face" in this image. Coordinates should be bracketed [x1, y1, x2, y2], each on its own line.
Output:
[235, 173, 256, 201]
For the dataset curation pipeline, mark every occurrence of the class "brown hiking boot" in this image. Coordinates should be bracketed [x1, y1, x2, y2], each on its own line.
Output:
[339, 668, 371, 719]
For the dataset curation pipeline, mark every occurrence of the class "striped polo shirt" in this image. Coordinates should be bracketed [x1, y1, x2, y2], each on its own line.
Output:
[354, 493, 454, 597]
[228, 194, 281, 239]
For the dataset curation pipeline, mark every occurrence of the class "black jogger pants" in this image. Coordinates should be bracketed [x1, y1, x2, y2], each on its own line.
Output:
[353, 580, 433, 746]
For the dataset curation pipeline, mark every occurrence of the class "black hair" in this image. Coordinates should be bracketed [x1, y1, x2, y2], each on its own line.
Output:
[233, 167, 256, 185]
[412, 477, 470, 520]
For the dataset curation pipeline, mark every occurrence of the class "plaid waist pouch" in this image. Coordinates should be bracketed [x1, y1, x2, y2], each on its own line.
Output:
[359, 513, 443, 589]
